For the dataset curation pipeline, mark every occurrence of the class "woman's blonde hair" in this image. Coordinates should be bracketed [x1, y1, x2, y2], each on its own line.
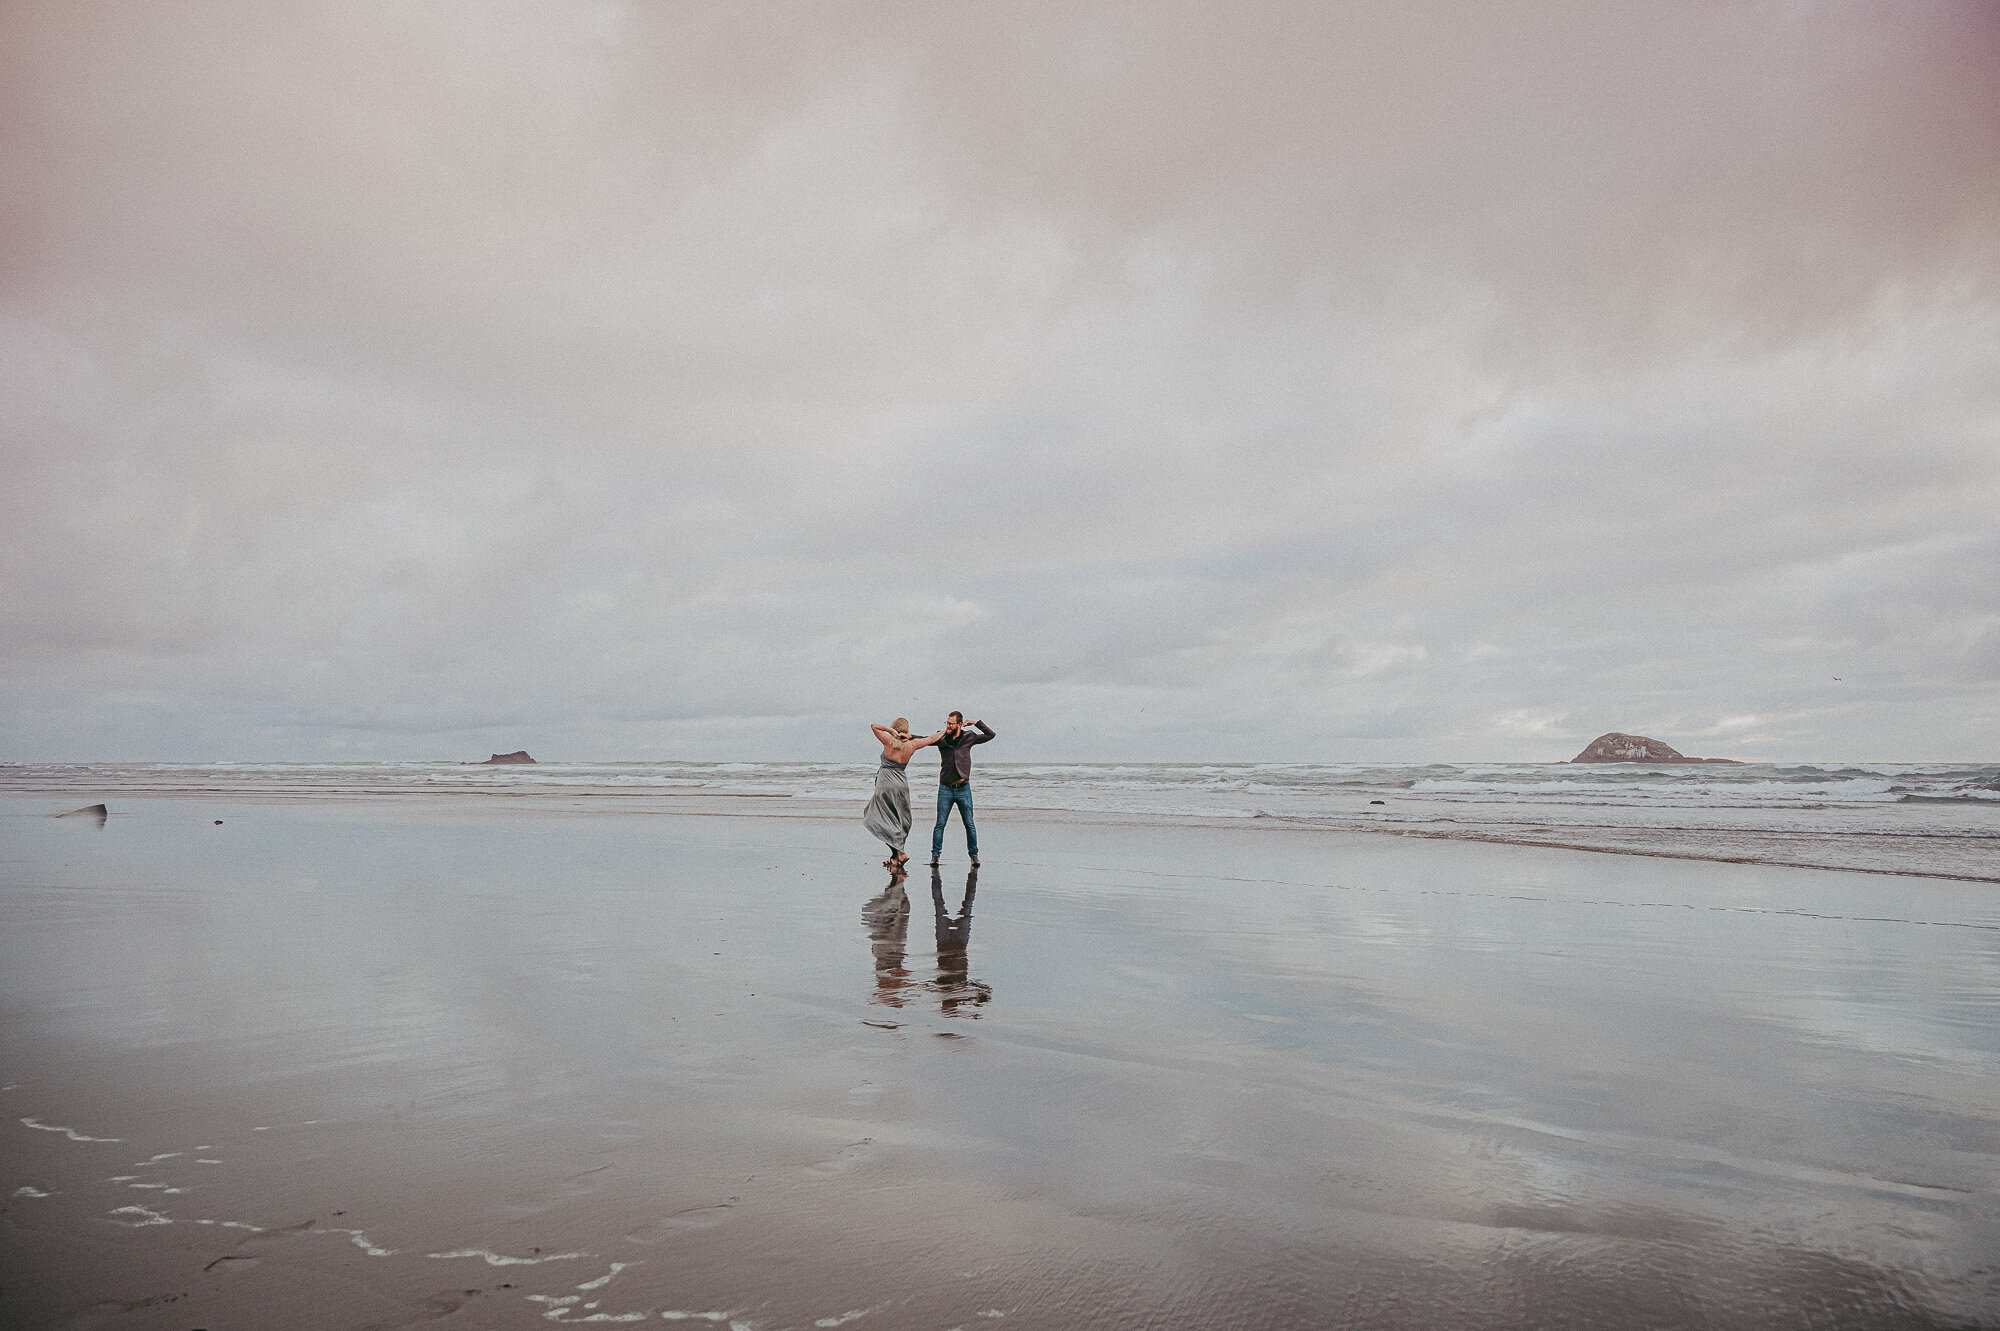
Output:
[892, 717, 910, 738]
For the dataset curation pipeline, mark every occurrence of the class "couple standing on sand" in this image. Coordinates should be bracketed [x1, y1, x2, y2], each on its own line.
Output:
[864, 712, 996, 872]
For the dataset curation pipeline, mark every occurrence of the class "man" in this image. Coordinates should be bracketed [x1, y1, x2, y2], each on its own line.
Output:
[929, 710, 994, 867]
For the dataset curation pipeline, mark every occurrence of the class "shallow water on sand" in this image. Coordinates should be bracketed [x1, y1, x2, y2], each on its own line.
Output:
[2, 797, 1997, 1328]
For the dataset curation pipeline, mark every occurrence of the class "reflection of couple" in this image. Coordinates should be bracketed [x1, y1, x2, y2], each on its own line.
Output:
[861, 866, 990, 1015]
[864, 711, 996, 872]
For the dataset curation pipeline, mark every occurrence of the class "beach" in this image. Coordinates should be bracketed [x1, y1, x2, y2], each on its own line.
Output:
[11, 1, 2000, 1325]
[3, 783, 1997, 1329]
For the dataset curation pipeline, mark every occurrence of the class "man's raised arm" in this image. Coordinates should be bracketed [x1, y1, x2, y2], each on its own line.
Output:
[968, 720, 995, 745]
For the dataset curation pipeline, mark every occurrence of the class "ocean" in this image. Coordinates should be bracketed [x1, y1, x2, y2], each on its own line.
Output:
[6, 759, 1996, 881]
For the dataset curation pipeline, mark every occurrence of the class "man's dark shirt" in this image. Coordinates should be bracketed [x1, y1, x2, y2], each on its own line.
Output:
[934, 721, 994, 786]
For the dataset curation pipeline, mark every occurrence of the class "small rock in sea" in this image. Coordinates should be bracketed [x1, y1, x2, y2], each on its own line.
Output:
[473, 751, 536, 765]
[1570, 732, 1742, 764]
[214, 820, 223, 825]
[1369, 800, 1385, 805]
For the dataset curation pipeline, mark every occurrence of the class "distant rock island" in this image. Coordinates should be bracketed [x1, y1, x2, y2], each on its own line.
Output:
[1570, 733, 1742, 764]
[473, 751, 536, 765]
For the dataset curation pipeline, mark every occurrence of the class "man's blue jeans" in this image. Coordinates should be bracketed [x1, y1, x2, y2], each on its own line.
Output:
[933, 783, 978, 859]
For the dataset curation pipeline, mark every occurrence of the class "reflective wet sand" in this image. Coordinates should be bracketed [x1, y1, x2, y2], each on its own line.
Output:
[2, 797, 1996, 1328]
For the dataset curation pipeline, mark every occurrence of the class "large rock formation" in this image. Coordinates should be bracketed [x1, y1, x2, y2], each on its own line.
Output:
[476, 751, 536, 765]
[1570, 733, 1741, 764]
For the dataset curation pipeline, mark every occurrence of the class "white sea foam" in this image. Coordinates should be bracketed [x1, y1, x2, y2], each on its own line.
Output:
[528, 1294, 582, 1319]
[104, 1203, 265, 1232]
[430, 1247, 587, 1266]
[108, 1204, 171, 1226]
[578, 1262, 632, 1290]
[13, 1185, 52, 1198]
[328, 1227, 394, 1256]
[20, 1117, 123, 1142]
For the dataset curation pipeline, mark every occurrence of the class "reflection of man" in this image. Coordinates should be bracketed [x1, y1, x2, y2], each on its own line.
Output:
[930, 711, 995, 868]
[861, 875, 912, 1007]
[931, 866, 991, 1015]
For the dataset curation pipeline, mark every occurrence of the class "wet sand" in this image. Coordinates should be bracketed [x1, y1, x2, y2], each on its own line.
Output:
[2, 796, 1997, 1329]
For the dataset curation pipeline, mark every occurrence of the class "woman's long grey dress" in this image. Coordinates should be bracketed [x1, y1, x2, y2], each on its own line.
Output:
[863, 755, 913, 854]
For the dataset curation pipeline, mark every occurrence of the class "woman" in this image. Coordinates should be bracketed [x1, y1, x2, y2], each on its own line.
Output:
[864, 718, 942, 870]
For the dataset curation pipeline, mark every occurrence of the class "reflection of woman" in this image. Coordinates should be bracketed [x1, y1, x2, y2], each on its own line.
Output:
[861, 875, 913, 1007]
[864, 719, 943, 871]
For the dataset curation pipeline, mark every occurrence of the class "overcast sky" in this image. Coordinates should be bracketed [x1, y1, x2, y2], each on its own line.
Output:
[3, 0, 1997, 764]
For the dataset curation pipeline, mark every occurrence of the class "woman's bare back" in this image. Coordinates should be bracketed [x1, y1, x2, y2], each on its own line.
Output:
[874, 722, 943, 764]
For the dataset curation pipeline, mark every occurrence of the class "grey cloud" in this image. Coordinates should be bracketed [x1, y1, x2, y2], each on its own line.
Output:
[2, 0, 1997, 761]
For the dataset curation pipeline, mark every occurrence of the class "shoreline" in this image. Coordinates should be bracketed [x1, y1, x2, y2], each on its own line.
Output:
[6, 782, 1996, 885]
